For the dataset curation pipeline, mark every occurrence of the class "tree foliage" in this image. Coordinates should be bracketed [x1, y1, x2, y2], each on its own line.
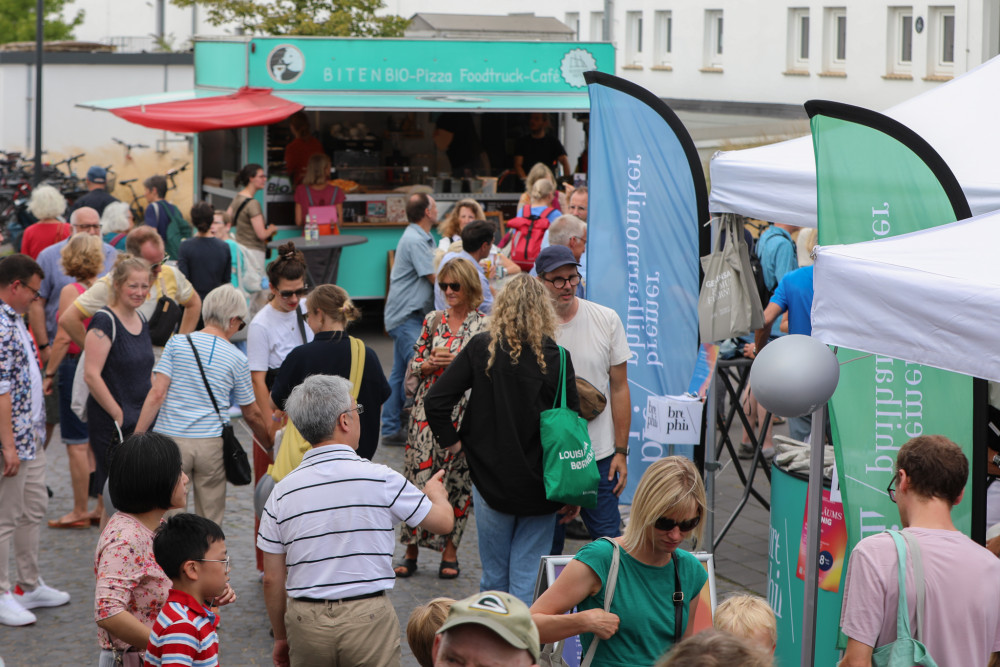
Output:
[171, 0, 409, 38]
[0, 0, 84, 44]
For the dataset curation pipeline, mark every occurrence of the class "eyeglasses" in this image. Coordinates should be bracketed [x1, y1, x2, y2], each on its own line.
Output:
[278, 288, 310, 299]
[196, 556, 231, 572]
[72, 223, 101, 232]
[543, 274, 582, 289]
[887, 472, 898, 503]
[438, 282, 461, 293]
[654, 512, 702, 533]
[340, 403, 364, 418]
[149, 257, 167, 272]
[18, 281, 42, 301]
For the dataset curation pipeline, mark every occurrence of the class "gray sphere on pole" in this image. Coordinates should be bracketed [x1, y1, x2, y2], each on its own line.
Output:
[749, 334, 840, 418]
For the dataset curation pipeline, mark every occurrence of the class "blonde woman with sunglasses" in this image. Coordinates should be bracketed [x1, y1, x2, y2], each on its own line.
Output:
[530, 457, 710, 665]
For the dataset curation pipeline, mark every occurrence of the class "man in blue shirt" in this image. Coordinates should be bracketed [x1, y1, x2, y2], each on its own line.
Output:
[756, 222, 798, 295]
[381, 194, 438, 446]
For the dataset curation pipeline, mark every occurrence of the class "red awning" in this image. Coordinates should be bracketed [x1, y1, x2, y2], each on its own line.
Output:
[110, 87, 303, 133]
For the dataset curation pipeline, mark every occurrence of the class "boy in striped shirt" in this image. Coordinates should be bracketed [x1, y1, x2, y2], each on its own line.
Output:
[146, 514, 230, 666]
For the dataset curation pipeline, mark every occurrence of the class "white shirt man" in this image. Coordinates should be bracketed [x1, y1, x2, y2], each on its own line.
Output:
[535, 245, 630, 554]
[259, 374, 453, 666]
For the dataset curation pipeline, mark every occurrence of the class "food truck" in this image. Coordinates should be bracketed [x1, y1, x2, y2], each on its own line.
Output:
[82, 36, 614, 298]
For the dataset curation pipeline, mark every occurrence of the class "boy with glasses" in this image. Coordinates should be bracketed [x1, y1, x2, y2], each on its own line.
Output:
[147, 513, 231, 667]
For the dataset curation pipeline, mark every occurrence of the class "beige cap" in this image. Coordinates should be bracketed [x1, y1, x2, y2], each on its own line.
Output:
[436, 591, 540, 661]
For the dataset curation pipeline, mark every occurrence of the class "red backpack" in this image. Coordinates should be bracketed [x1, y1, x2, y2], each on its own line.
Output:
[500, 205, 557, 272]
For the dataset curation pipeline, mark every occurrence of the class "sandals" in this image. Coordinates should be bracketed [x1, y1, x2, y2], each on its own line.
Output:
[47, 517, 89, 529]
[394, 558, 418, 578]
[439, 560, 460, 580]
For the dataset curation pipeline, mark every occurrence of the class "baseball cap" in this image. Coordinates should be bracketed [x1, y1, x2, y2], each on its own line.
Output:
[436, 591, 540, 661]
[534, 245, 579, 275]
[86, 166, 107, 184]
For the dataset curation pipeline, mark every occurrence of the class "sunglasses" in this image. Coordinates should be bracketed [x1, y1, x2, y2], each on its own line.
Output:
[150, 257, 168, 271]
[654, 513, 702, 533]
[278, 288, 310, 299]
[439, 282, 462, 293]
[233, 317, 247, 332]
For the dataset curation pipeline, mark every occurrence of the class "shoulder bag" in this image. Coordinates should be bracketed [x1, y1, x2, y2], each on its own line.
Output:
[539, 346, 599, 508]
[870, 530, 939, 667]
[186, 335, 252, 486]
[70, 308, 116, 423]
[539, 537, 622, 667]
[147, 275, 183, 347]
[697, 214, 764, 343]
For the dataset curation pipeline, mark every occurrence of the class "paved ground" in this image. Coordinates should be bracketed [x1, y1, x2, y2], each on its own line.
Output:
[0, 317, 775, 666]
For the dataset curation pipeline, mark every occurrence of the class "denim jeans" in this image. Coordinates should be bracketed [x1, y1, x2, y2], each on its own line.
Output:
[471, 486, 557, 605]
[381, 314, 424, 436]
[551, 454, 622, 555]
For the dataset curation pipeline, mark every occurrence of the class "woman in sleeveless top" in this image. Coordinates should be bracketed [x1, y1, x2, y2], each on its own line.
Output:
[83, 255, 155, 524]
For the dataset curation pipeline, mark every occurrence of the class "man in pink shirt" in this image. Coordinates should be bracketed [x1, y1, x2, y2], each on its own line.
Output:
[839, 435, 1000, 667]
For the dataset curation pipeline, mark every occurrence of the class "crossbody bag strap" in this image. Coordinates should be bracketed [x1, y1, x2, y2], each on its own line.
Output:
[232, 197, 251, 226]
[673, 553, 684, 642]
[581, 537, 621, 667]
[900, 531, 927, 641]
[295, 305, 308, 344]
[185, 335, 225, 428]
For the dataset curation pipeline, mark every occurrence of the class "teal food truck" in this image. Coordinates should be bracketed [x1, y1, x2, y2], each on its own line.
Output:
[83, 36, 614, 298]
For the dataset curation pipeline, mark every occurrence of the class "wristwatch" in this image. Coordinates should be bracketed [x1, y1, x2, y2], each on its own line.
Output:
[992, 453, 1000, 469]
[614, 446, 629, 456]
[37, 341, 50, 349]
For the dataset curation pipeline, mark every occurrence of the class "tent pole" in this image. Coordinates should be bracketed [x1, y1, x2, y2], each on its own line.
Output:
[800, 407, 826, 667]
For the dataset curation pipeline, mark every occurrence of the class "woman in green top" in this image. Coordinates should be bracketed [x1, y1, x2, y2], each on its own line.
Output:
[531, 457, 709, 666]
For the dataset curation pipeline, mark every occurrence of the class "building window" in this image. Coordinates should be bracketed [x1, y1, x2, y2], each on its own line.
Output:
[887, 7, 913, 75]
[590, 11, 605, 41]
[823, 7, 847, 73]
[704, 9, 724, 68]
[787, 8, 810, 71]
[654, 10, 673, 65]
[928, 6, 956, 76]
[626, 11, 644, 64]
[565, 12, 580, 40]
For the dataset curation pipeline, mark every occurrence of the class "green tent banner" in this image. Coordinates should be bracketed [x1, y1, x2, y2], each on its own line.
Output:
[807, 100, 984, 621]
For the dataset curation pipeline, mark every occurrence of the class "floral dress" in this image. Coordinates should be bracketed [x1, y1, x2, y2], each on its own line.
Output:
[94, 512, 170, 652]
[400, 309, 486, 550]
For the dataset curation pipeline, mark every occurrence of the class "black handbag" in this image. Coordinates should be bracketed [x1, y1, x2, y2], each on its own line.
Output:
[148, 276, 183, 346]
[186, 335, 252, 486]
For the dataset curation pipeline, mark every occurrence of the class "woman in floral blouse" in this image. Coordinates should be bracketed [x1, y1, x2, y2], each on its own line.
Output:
[94, 432, 234, 666]
[395, 258, 487, 581]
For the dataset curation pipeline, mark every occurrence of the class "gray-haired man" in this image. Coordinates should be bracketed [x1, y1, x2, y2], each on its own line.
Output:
[260, 374, 454, 666]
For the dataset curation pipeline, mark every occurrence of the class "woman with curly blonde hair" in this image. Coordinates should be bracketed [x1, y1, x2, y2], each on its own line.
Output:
[424, 274, 582, 604]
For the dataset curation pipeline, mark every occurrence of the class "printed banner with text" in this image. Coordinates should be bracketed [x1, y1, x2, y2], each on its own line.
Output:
[585, 72, 709, 502]
[809, 101, 975, 585]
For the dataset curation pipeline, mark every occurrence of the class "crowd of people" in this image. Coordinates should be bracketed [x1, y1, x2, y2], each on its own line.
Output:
[0, 159, 998, 667]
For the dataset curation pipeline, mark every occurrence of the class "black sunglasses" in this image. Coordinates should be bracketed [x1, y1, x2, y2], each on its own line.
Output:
[233, 317, 247, 332]
[278, 288, 310, 299]
[654, 512, 702, 533]
[439, 282, 461, 292]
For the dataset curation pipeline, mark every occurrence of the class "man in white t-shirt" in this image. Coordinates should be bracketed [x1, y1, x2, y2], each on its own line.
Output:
[839, 435, 1000, 667]
[535, 245, 631, 554]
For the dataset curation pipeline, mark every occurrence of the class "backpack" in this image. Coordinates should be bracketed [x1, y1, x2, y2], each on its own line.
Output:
[159, 201, 194, 260]
[500, 205, 556, 272]
[746, 229, 771, 307]
[71, 308, 117, 423]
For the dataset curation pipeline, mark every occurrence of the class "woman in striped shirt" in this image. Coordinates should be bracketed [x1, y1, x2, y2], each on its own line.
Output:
[135, 285, 271, 525]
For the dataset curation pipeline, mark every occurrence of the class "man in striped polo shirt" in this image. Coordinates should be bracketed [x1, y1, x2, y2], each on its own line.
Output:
[259, 374, 454, 667]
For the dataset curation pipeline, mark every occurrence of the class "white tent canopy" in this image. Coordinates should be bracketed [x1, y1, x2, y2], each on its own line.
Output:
[709, 55, 1000, 227]
[811, 209, 1000, 382]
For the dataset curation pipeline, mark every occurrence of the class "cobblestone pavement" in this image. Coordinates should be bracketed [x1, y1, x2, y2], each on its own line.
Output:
[0, 321, 773, 666]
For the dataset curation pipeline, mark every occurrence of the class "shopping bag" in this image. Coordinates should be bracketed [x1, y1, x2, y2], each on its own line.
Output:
[540, 347, 599, 508]
[698, 215, 763, 342]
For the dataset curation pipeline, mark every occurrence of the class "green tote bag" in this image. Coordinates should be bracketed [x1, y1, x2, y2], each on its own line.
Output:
[870, 530, 939, 667]
[539, 346, 600, 508]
